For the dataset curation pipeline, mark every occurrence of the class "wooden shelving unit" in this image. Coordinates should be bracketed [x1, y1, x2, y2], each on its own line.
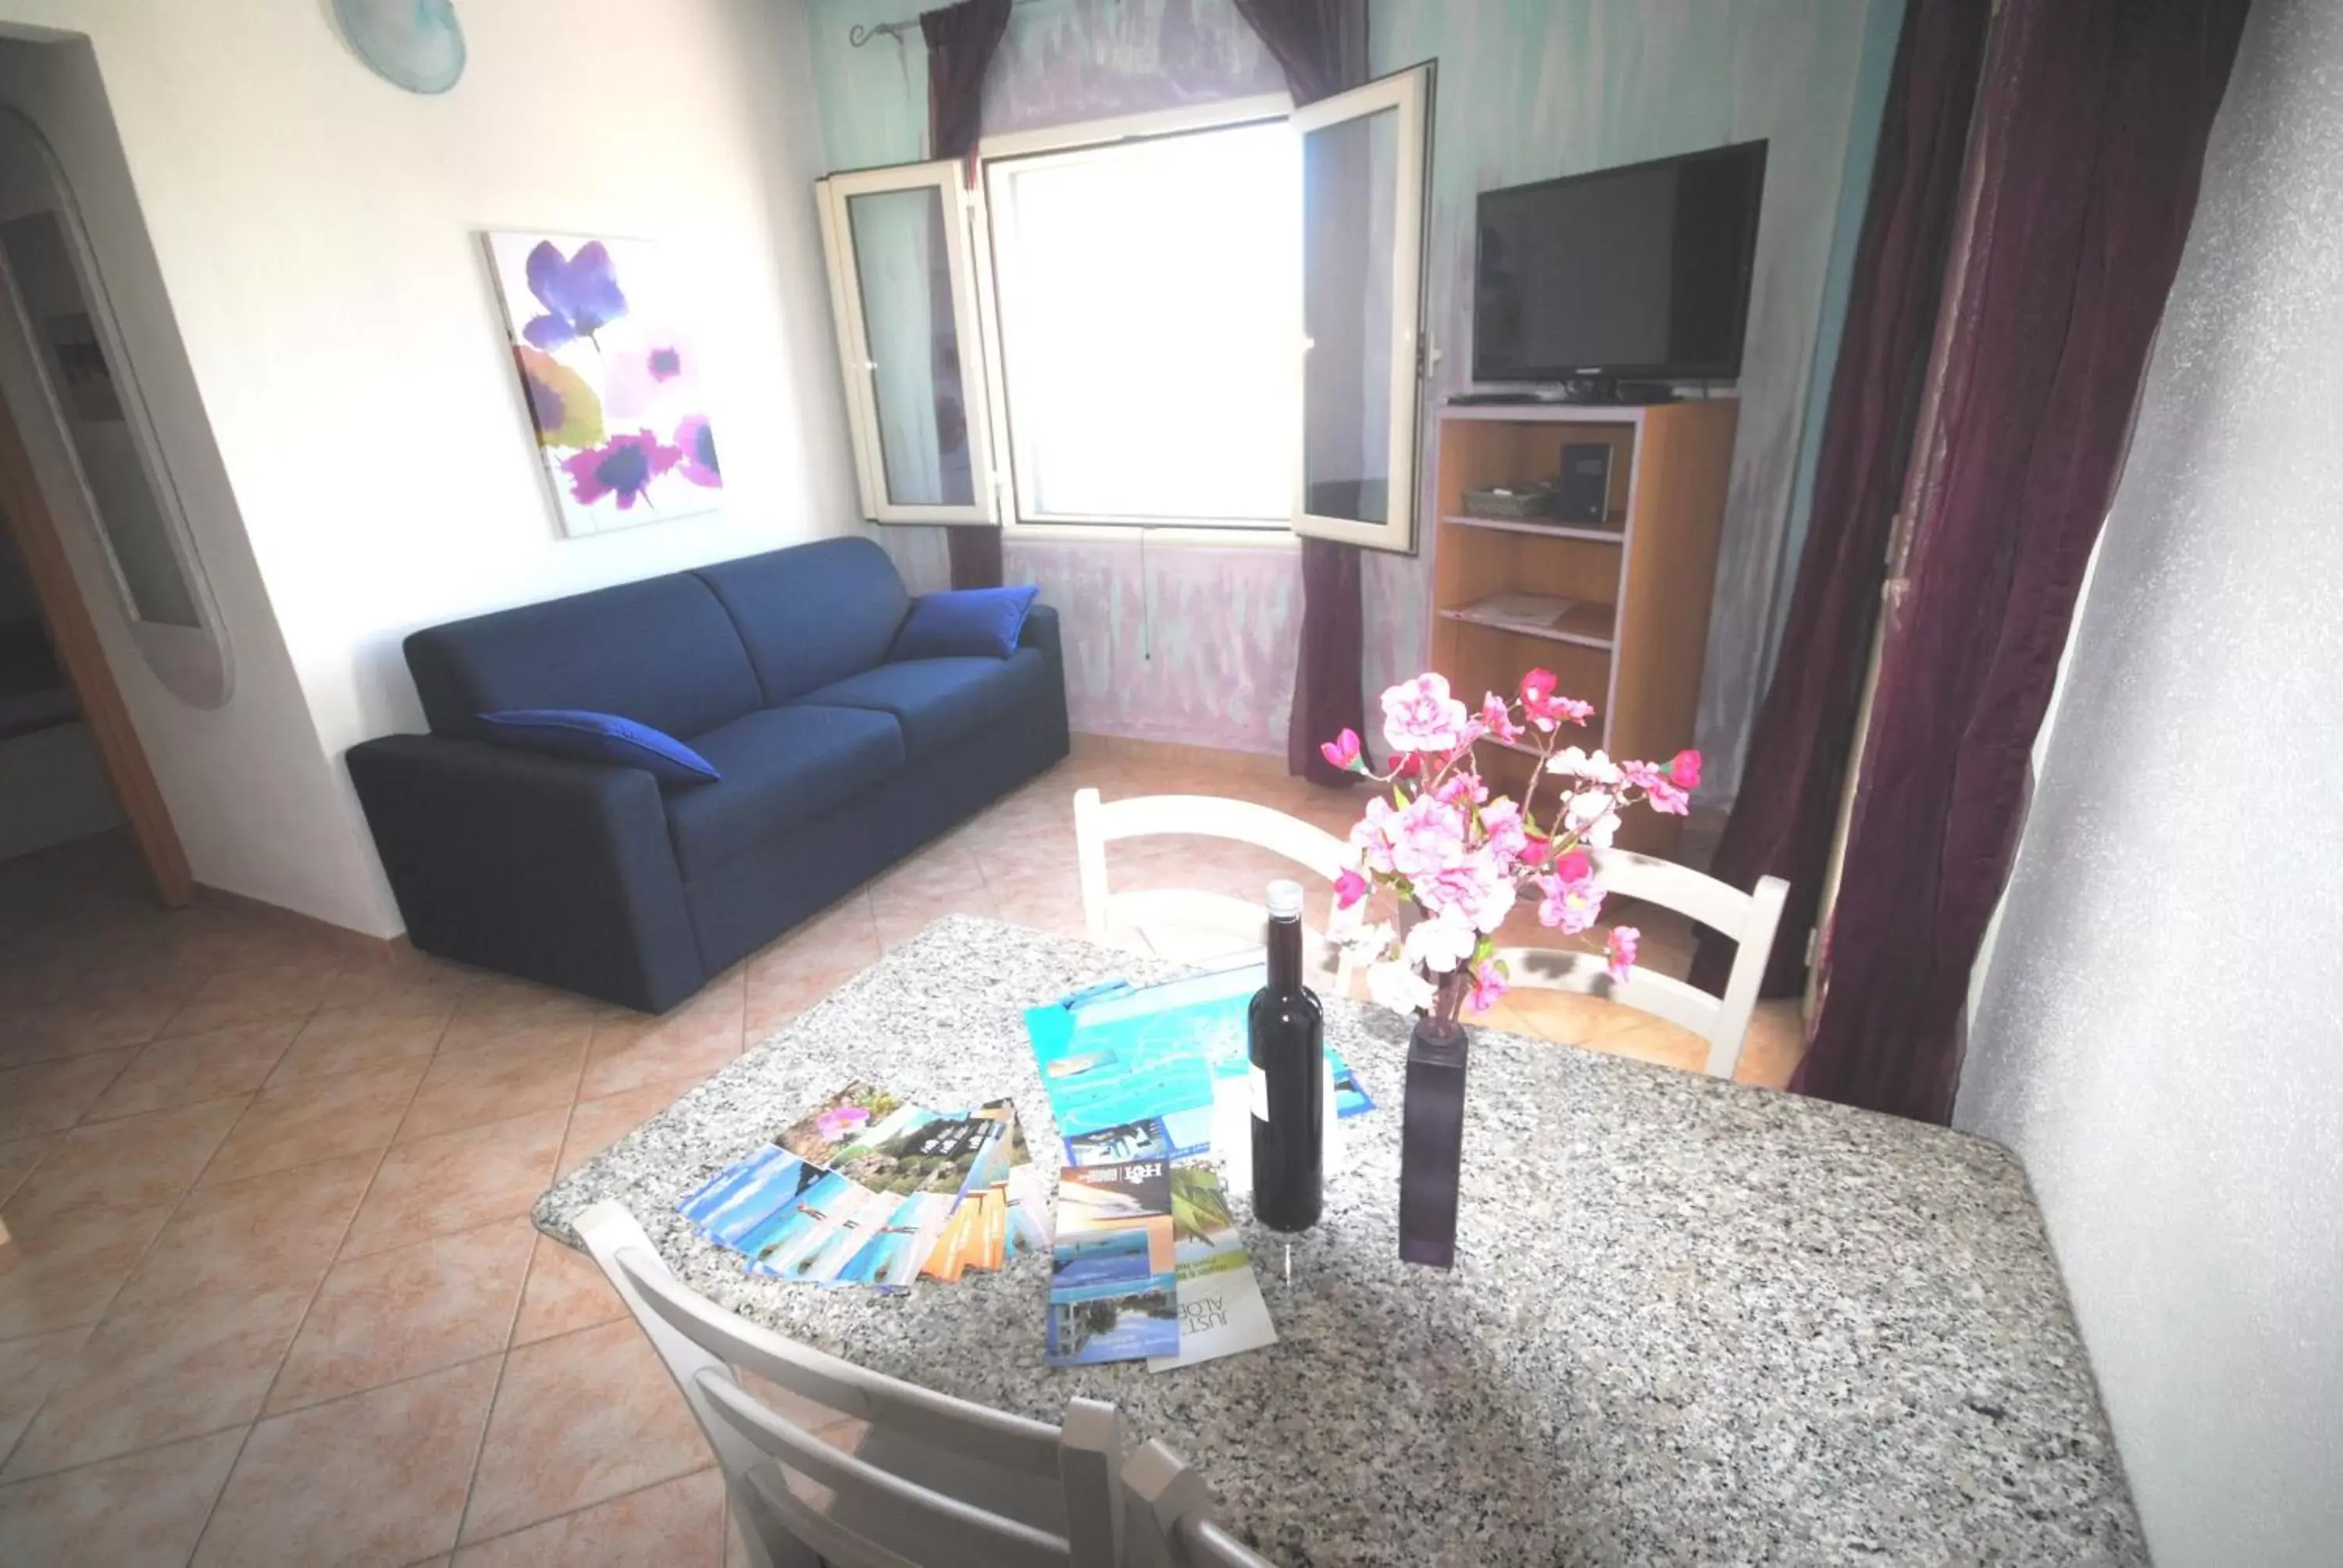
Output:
[1429, 400, 1739, 857]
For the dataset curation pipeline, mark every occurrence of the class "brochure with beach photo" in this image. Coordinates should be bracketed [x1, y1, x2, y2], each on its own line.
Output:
[1148, 1164, 1275, 1371]
[1024, 965, 1375, 1168]
[675, 1082, 1041, 1291]
[1047, 1159, 1181, 1367]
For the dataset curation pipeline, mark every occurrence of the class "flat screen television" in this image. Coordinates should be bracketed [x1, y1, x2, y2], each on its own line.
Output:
[1472, 141, 1767, 385]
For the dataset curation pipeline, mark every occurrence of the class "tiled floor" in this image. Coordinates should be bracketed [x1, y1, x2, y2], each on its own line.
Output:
[0, 733, 1803, 1565]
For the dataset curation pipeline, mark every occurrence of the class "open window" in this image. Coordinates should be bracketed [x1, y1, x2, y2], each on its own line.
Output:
[813, 64, 1432, 554]
[814, 162, 997, 526]
[1290, 62, 1432, 553]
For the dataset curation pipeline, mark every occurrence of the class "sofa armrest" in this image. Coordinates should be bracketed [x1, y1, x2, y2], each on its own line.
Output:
[346, 735, 704, 1012]
[1018, 602, 1061, 662]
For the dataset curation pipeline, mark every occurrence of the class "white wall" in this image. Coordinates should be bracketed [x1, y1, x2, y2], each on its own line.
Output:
[1954, 3, 2343, 1563]
[0, 0, 857, 935]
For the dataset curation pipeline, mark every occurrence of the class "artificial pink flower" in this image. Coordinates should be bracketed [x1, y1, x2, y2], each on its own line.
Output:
[1520, 668, 1594, 730]
[1381, 673, 1473, 756]
[1388, 792, 1470, 880]
[1350, 796, 1400, 875]
[1550, 846, 1592, 886]
[1606, 925, 1640, 984]
[1538, 872, 1607, 935]
[1321, 728, 1364, 773]
[1433, 770, 1489, 809]
[1548, 747, 1624, 786]
[1670, 749, 1703, 790]
[1417, 851, 1517, 933]
[1479, 693, 1525, 744]
[1479, 796, 1529, 861]
[1333, 866, 1370, 909]
[1466, 958, 1509, 1014]
[1643, 779, 1690, 816]
[1403, 912, 1478, 975]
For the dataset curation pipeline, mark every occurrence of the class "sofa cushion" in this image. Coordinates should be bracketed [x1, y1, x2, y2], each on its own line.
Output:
[406, 574, 761, 742]
[694, 537, 911, 705]
[665, 704, 905, 878]
[479, 708, 720, 785]
[793, 649, 1049, 761]
[890, 585, 1040, 661]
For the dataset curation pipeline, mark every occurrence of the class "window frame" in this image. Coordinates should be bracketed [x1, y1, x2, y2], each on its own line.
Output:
[972, 94, 1301, 545]
[813, 159, 999, 526]
[1288, 62, 1435, 555]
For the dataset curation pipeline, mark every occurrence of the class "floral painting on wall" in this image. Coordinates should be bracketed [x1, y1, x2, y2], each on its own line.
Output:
[480, 230, 722, 536]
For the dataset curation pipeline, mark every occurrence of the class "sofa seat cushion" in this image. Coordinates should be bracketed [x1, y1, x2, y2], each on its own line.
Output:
[794, 650, 1049, 761]
[665, 704, 905, 878]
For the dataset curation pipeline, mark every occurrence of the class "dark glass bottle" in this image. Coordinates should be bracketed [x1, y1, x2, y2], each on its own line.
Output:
[1250, 879, 1325, 1231]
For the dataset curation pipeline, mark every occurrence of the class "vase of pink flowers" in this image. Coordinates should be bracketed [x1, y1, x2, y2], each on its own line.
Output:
[1321, 668, 1700, 1267]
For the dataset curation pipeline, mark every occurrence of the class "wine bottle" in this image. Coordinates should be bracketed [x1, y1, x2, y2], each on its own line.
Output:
[1250, 879, 1324, 1232]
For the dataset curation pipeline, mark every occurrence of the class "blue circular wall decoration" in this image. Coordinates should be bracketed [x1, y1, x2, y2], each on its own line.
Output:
[334, 0, 465, 95]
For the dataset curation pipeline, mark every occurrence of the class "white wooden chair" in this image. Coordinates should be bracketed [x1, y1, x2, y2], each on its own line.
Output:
[576, 1199, 1125, 1568]
[1489, 850, 1789, 1082]
[1072, 789, 1352, 985]
[1118, 1440, 1280, 1568]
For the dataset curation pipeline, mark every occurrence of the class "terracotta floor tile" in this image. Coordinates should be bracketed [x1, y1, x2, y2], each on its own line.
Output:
[194, 1356, 500, 1568]
[444, 982, 608, 1047]
[202, 1060, 427, 1186]
[81, 1021, 300, 1123]
[0, 1202, 172, 1340]
[0, 1427, 243, 1567]
[161, 957, 344, 1035]
[461, 1318, 708, 1543]
[340, 1108, 567, 1260]
[5, 1096, 247, 1222]
[398, 1032, 590, 1144]
[559, 1080, 696, 1181]
[510, 1233, 623, 1346]
[0, 1133, 53, 1208]
[313, 958, 476, 1017]
[111, 1154, 376, 1317]
[0, 1324, 90, 1456]
[580, 981, 741, 1102]
[0, 985, 187, 1069]
[0, 1049, 136, 1141]
[269, 1217, 533, 1413]
[267, 1006, 448, 1087]
[453, 1465, 724, 1568]
[2, 1284, 310, 1479]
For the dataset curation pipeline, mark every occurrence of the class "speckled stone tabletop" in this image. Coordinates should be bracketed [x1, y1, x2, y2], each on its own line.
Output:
[537, 916, 2143, 1567]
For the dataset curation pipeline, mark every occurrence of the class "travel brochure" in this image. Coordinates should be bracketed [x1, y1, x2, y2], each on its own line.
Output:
[1022, 964, 1373, 1167]
[676, 1082, 1050, 1291]
[673, 968, 1354, 1370]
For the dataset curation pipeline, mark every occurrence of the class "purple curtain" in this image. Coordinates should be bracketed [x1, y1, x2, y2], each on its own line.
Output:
[1794, 0, 2249, 1124]
[1690, 0, 1989, 999]
[1232, 0, 1375, 787]
[922, 0, 1011, 590]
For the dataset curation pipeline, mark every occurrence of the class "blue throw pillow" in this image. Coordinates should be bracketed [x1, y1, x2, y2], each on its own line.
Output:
[477, 709, 719, 786]
[890, 585, 1040, 661]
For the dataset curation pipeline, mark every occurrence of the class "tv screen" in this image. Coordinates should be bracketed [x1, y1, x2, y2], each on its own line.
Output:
[1472, 141, 1767, 383]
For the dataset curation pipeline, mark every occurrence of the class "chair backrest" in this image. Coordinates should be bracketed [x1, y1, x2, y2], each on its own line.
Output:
[1072, 789, 1353, 981]
[1489, 850, 1789, 1082]
[575, 1200, 1123, 1568]
[1118, 1440, 1279, 1568]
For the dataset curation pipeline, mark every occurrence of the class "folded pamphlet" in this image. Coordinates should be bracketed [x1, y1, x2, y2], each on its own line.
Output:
[1047, 1158, 1182, 1366]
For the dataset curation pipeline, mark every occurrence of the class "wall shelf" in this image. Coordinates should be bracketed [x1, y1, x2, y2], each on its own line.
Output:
[1439, 593, 1614, 650]
[1428, 401, 1739, 857]
[1441, 512, 1627, 543]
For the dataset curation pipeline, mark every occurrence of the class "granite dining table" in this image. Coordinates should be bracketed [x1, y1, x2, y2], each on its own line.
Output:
[536, 916, 2144, 1567]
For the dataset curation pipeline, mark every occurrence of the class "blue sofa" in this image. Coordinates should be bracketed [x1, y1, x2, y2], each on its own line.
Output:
[347, 537, 1068, 1013]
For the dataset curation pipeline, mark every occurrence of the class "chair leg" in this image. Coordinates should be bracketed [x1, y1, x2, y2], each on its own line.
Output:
[726, 1479, 819, 1568]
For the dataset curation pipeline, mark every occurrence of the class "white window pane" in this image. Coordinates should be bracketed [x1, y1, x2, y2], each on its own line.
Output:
[992, 123, 1297, 523]
[846, 186, 976, 508]
[1302, 105, 1399, 524]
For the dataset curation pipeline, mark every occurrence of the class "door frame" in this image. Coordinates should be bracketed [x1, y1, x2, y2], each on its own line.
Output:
[0, 379, 190, 906]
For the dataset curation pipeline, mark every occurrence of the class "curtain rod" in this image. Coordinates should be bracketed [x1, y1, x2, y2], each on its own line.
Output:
[850, 0, 1041, 49]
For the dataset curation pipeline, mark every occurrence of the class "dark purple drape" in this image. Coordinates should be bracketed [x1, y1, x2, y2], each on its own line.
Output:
[1794, 0, 2249, 1124]
[1690, 0, 1989, 1000]
[1232, 0, 1375, 787]
[922, 0, 1011, 590]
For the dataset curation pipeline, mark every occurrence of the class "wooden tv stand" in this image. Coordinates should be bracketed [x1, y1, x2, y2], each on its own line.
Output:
[1428, 399, 1738, 857]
